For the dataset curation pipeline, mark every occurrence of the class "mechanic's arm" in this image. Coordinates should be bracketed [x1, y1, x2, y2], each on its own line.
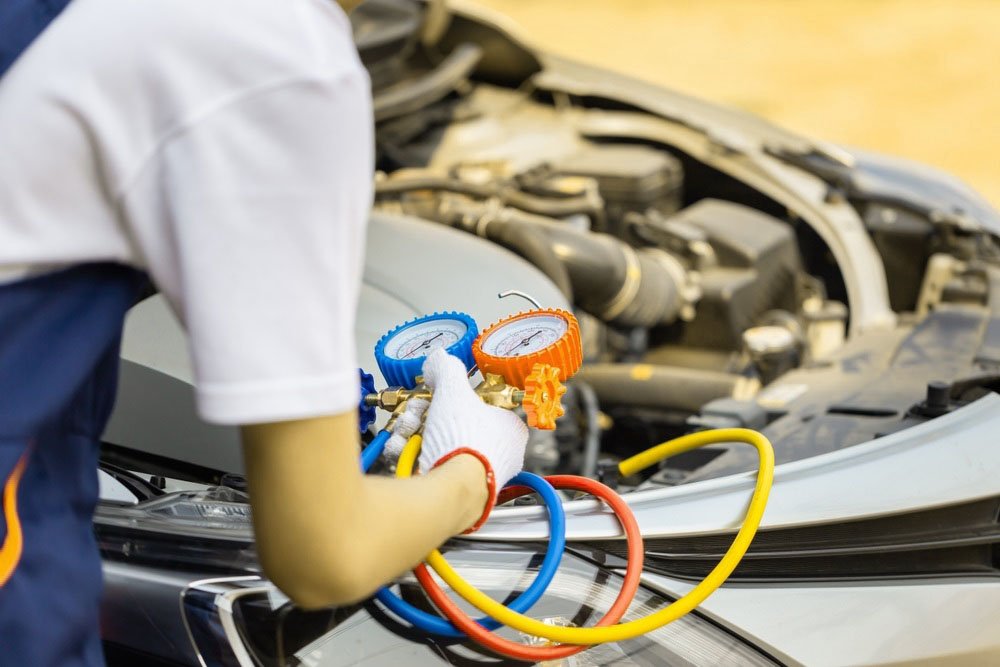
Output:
[116, 3, 521, 608]
[242, 414, 483, 608]
[242, 350, 527, 609]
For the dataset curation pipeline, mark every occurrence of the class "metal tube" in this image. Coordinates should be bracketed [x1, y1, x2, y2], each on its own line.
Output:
[575, 381, 602, 478]
[573, 364, 759, 413]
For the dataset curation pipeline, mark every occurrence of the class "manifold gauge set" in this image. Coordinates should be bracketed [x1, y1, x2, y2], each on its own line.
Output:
[353, 306, 774, 659]
[360, 307, 583, 432]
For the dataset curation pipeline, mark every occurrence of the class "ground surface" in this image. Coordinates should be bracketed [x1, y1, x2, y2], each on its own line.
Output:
[473, 0, 1000, 207]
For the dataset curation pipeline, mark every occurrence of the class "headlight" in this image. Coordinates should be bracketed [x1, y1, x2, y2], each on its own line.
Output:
[179, 543, 776, 666]
[139, 487, 254, 528]
[96, 486, 258, 572]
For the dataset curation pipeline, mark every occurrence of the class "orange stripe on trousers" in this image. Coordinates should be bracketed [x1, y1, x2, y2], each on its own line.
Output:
[0, 453, 28, 587]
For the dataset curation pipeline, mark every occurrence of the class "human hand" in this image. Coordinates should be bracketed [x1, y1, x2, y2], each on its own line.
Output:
[417, 349, 529, 528]
[382, 397, 429, 462]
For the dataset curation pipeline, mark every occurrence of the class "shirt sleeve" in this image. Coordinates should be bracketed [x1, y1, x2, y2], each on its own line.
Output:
[119, 70, 374, 425]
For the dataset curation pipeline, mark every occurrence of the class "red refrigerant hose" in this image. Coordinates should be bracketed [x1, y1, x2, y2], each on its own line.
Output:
[413, 474, 645, 661]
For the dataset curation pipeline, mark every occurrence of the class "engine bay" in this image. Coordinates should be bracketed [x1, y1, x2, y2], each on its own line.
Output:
[356, 0, 1000, 489]
[96, 0, 1000, 494]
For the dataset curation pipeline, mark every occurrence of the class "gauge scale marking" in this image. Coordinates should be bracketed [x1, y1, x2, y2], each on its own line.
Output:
[480, 314, 568, 358]
[383, 319, 468, 360]
[375, 312, 479, 388]
[473, 309, 583, 389]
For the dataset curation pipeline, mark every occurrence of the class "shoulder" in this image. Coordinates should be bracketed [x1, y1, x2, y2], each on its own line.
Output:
[9, 0, 365, 114]
[80, 0, 361, 83]
[0, 0, 368, 191]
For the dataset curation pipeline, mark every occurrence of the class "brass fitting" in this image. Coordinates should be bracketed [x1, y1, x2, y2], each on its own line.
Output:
[474, 373, 526, 410]
[363, 364, 561, 431]
[364, 373, 525, 414]
[368, 386, 431, 412]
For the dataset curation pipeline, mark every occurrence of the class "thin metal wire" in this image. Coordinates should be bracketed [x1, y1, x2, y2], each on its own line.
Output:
[498, 289, 542, 309]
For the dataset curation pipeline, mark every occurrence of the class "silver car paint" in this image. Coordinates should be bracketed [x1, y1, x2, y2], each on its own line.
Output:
[475, 392, 1000, 540]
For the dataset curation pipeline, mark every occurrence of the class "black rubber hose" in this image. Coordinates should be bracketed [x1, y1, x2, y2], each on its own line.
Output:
[372, 43, 483, 122]
[483, 220, 574, 300]
[375, 175, 492, 199]
[575, 381, 602, 479]
[529, 223, 684, 328]
[502, 188, 603, 221]
[574, 364, 758, 413]
[544, 228, 626, 307]
[477, 210, 685, 328]
[375, 177, 602, 225]
[379, 186, 686, 328]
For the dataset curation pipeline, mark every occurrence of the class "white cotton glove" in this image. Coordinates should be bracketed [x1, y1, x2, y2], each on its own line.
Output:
[383, 397, 429, 462]
[418, 348, 528, 506]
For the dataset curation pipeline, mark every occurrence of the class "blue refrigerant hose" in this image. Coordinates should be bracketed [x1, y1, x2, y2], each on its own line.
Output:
[360, 429, 391, 471]
[360, 430, 567, 638]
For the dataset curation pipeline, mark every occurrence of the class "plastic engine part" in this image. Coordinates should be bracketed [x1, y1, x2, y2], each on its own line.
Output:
[357, 369, 377, 432]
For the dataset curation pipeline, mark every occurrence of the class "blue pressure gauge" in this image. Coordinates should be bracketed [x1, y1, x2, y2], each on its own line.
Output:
[374, 311, 478, 388]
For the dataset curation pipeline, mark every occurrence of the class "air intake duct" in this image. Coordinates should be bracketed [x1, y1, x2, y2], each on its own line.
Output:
[375, 179, 691, 329]
[464, 206, 687, 329]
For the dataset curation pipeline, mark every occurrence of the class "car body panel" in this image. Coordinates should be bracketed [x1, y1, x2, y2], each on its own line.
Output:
[473, 392, 1000, 540]
[642, 572, 1000, 667]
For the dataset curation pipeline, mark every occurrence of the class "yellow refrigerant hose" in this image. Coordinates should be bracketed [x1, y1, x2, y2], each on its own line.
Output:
[397, 427, 775, 645]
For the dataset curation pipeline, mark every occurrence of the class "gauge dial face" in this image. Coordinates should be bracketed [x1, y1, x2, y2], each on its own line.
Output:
[479, 314, 569, 358]
[382, 319, 468, 360]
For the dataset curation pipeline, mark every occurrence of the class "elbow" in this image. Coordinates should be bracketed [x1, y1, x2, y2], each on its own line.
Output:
[279, 576, 373, 611]
[260, 542, 381, 610]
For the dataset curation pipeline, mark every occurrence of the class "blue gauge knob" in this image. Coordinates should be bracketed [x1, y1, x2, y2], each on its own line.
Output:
[358, 368, 377, 433]
[374, 311, 479, 389]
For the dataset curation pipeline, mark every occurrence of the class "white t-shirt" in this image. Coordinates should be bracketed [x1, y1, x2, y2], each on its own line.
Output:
[0, 0, 374, 425]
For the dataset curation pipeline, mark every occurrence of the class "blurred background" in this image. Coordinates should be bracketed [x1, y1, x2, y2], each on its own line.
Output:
[473, 0, 1000, 207]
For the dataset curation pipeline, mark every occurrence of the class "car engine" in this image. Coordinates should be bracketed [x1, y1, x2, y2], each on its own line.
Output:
[97, 0, 1000, 494]
[355, 0, 1000, 488]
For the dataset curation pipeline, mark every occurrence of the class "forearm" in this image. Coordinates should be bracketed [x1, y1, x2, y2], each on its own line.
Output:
[333, 456, 486, 599]
[241, 413, 487, 609]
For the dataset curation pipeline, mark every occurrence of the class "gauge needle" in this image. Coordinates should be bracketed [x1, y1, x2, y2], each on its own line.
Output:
[421, 333, 443, 348]
[519, 331, 542, 347]
[405, 333, 443, 358]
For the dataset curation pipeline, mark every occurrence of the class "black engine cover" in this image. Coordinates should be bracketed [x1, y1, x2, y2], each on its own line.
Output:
[674, 199, 801, 349]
